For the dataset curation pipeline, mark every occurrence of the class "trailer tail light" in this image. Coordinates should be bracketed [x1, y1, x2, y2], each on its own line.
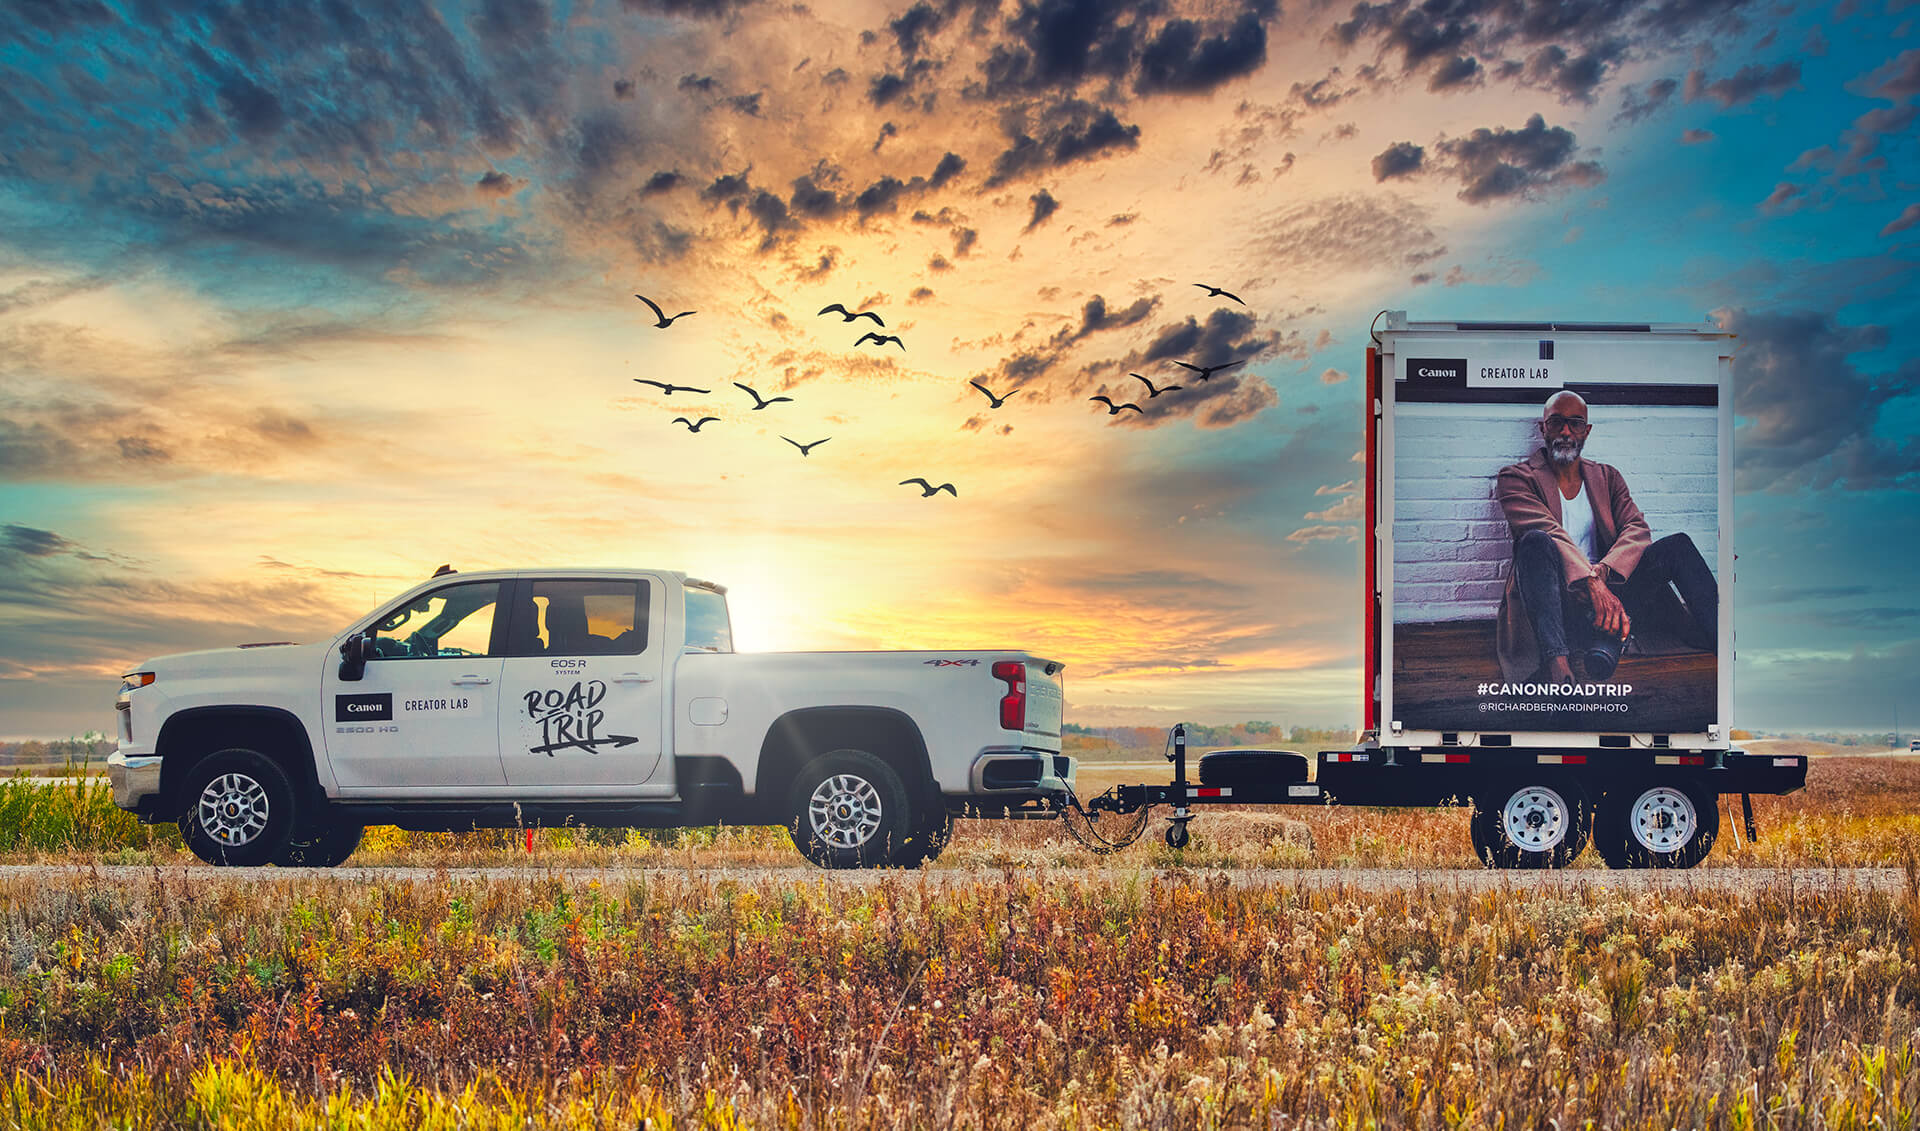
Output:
[1655, 755, 1707, 766]
[992, 661, 1026, 731]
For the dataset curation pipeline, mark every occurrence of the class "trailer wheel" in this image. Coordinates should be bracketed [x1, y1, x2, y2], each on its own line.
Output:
[1470, 781, 1590, 869]
[1165, 820, 1191, 849]
[786, 748, 914, 869]
[1594, 782, 1718, 869]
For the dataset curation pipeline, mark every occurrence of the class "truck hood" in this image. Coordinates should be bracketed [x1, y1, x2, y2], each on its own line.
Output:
[138, 641, 324, 679]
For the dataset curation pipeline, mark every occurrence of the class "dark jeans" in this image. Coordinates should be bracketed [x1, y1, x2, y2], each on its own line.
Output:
[1513, 530, 1718, 672]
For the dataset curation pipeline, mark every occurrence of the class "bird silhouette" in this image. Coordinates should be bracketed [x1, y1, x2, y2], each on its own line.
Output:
[855, 332, 906, 350]
[634, 379, 712, 395]
[1130, 372, 1181, 398]
[783, 436, 830, 456]
[900, 478, 958, 497]
[1090, 396, 1143, 416]
[1172, 359, 1245, 381]
[734, 382, 793, 410]
[672, 416, 719, 432]
[634, 294, 696, 327]
[969, 380, 1018, 409]
[1193, 283, 1246, 306]
[819, 303, 885, 326]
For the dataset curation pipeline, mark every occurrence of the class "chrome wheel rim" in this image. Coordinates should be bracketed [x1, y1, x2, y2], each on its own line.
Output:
[808, 773, 884, 849]
[197, 772, 270, 847]
[1630, 787, 1697, 853]
[1502, 786, 1571, 853]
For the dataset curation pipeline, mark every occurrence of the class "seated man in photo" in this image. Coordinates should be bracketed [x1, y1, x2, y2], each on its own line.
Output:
[1494, 391, 1719, 682]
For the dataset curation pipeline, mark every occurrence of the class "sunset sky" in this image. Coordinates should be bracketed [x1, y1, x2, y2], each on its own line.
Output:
[3, 0, 1917, 738]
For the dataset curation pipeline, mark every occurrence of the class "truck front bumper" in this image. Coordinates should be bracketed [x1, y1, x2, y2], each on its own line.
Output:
[107, 751, 164, 813]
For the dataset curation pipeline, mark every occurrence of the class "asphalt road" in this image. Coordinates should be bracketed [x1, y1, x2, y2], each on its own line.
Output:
[0, 863, 1904, 892]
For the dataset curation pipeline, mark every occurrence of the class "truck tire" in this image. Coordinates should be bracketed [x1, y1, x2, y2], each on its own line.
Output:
[786, 749, 914, 869]
[887, 806, 953, 868]
[1470, 781, 1590, 869]
[273, 816, 365, 868]
[177, 748, 300, 867]
[1594, 782, 1718, 869]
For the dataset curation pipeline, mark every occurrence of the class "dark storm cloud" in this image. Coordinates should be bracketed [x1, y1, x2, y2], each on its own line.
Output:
[1683, 61, 1800, 106]
[613, 78, 635, 98]
[985, 99, 1141, 186]
[617, 0, 761, 17]
[869, 60, 936, 107]
[1371, 140, 1425, 180]
[953, 227, 979, 255]
[215, 73, 288, 143]
[475, 169, 520, 198]
[0, 525, 76, 559]
[1025, 188, 1060, 230]
[975, 0, 1139, 96]
[1074, 294, 1157, 338]
[1721, 307, 1920, 492]
[1614, 76, 1677, 123]
[1427, 54, 1482, 91]
[929, 151, 967, 187]
[679, 73, 720, 93]
[1430, 114, 1604, 203]
[1329, 0, 1754, 108]
[1134, 13, 1269, 94]
[641, 170, 683, 195]
[855, 176, 908, 216]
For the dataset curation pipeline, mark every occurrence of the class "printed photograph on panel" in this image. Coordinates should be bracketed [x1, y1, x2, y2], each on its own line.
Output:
[1391, 371, 1720, 733]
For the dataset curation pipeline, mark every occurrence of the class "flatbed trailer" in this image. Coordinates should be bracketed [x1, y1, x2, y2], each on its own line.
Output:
[1071, 314, 1810, 869]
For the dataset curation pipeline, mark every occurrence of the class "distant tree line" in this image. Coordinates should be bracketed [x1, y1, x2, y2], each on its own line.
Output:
[0, 733, 114, 766]
[1060, 722, 1356, 746]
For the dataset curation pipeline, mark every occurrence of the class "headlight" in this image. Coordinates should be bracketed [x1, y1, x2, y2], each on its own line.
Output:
[119, 672, 155, 696]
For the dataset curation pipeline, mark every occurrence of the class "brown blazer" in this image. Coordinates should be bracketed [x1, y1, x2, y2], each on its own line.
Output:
[1493, 450, 1651, 679]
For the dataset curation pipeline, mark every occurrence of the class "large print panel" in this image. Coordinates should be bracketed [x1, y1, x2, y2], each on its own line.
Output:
[1391, 394, 1720, 733]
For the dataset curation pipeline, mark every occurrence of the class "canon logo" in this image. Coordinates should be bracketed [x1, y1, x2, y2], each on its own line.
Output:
[346, 702, 381, 713]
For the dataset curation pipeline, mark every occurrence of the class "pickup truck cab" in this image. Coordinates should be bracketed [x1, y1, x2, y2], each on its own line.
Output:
[109, 568, 1072, 868]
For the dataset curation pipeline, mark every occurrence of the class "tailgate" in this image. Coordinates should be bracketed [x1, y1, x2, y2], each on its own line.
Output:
[1017, 658, 1065, 747]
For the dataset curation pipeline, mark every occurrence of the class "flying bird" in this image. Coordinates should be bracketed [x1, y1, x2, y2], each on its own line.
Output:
[633, 379, 712, 395]
[783, 436, 831, 456]
[900, 478, 957, 497]
[855, 332, 906, 350]
[633, 294, 696, 327]
[1130, 372, 1181, 398]
[969, 380, 1018, 409]
[1193, 283, 1246, 306]
[1172, 359, 1245, 381]
[818, 303, 885, 326]
[1090, 396, 1143, 416]
[672, 416, 719, 432]
[734, 382, 793, 410]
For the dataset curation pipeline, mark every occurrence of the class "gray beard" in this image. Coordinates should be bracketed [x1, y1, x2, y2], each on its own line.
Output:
[1547, 438, 1583, 467]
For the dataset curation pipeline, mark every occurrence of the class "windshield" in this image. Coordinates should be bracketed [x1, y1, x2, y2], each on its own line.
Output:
[684, 587, 733, 652]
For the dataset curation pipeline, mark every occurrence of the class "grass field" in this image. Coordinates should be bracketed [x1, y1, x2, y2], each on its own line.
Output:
[6, 754, 1917, 871]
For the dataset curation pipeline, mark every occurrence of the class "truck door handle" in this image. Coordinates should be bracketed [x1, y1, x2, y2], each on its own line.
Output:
[450, 675, 494, 686]
[612, 673, 655, 684]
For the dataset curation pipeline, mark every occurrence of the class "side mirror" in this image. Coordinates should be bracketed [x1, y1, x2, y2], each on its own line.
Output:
[338, 632, 372, 682]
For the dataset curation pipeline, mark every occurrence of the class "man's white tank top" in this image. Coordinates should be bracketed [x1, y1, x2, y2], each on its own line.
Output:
[1562, 482, 1598, 563]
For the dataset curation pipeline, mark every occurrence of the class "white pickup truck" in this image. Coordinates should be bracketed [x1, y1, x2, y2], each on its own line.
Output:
[108, 567, 1071, 868]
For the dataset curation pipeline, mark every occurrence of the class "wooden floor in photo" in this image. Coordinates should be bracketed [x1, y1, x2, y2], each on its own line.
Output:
[1394, 620, 1716, 734]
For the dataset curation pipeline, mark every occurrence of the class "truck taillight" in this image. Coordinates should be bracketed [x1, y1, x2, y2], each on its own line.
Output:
[992, 661, 1026, 731]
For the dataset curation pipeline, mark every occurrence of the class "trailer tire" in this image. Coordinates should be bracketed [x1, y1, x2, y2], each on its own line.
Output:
[1470, 781, 1590, 869]
[786, 748, 914, 869]
[1594, 782, 1718, 869]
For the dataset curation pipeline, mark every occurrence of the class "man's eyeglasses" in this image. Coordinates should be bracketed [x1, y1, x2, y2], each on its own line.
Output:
[1542, 415, 1590, 433]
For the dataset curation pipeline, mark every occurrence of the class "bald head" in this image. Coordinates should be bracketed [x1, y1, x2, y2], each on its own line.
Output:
[1539, 391, 1591, 467]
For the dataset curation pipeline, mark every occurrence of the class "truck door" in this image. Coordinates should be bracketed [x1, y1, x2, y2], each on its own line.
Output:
[321, 579, 508, 791]
[498, 577, 668, 793]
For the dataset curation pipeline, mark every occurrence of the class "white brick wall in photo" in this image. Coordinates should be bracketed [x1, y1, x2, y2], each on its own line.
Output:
[1392, 403, 1720, 624]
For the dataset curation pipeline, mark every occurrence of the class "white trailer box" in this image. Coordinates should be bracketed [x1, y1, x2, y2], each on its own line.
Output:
[1372, 314, 1735, 750]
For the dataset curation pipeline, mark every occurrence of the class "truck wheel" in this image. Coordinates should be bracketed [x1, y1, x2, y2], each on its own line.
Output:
[177, 748, 299, 867]
[273, 816, 365, 868]
[1470, 781, 1590, 869]
[1594, 782, 1718, 869]
[887, 806, 953, 868]
[787, 749, 914, 869]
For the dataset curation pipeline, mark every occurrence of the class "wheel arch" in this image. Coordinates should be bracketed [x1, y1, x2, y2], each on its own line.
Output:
[156, 706, 323, 820]
[753, 706, 936, 819]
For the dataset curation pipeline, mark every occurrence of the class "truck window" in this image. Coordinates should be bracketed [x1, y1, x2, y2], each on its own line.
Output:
[684, 587, 733, 652]
[511, 579, 649, 656]
[368, 581, 501, 660]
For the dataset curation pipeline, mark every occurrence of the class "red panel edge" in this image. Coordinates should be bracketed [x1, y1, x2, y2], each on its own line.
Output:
[1364, 345, 1379, 732]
